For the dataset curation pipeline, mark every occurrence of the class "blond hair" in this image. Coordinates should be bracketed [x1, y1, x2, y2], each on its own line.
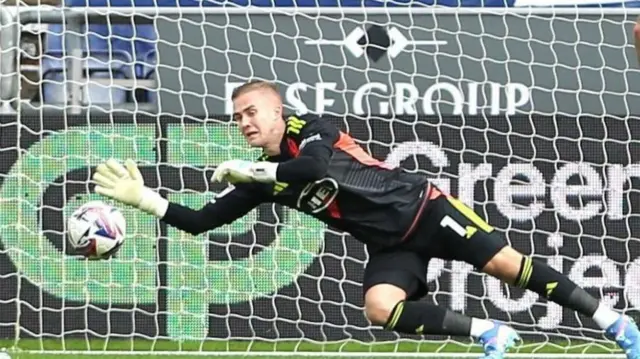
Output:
[231, 80, 280, 101]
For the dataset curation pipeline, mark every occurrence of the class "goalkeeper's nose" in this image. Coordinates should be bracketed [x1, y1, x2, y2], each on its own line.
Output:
[240, 121, 255, 135]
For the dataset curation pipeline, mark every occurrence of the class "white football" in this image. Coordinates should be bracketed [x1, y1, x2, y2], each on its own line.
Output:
[67, 201, 126, 259]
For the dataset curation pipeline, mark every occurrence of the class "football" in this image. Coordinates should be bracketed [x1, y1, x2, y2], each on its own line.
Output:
[67, 201, 126, 259]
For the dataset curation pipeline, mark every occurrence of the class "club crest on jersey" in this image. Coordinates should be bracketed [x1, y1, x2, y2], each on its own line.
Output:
[296, 178, 339, 214]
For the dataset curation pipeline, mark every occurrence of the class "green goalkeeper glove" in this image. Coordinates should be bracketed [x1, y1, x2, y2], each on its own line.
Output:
[92, 158, 168, 218]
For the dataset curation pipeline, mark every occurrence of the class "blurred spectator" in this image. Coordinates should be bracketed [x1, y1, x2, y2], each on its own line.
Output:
[0, 0, 60, 112]
[20, 26, 45, 103]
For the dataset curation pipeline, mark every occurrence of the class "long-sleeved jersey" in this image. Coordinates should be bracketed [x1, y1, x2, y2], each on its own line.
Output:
[162, 114, 433, 247]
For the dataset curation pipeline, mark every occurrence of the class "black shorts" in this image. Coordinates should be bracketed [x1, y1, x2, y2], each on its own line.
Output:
[362, 247, 431, 301]
[420, 193, 508, 268]
[362, 190, 507, 299]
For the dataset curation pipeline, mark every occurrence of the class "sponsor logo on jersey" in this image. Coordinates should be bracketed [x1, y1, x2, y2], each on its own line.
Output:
[296, 178, 339, 214]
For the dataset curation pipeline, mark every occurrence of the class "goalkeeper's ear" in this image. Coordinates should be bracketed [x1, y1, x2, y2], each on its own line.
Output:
[124, 159, 143, 181]
[274, 102, 283, 121]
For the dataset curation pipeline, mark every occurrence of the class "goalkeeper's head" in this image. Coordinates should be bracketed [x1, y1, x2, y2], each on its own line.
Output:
[231, 80, 286, 154]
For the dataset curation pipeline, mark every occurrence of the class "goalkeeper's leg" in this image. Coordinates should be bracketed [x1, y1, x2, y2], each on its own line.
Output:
[426, 190, 640, 359]
[482, 246, 640, 358]
[363, 248, 520, 359]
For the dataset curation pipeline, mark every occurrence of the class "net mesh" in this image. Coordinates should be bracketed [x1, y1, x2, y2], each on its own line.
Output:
[0, 5, 638, 358]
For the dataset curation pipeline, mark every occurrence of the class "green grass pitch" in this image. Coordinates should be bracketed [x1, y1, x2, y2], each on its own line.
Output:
[0, 338, 628, 359]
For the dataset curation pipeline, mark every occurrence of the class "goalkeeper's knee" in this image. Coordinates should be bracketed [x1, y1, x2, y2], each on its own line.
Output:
[364, 295, 403, 326]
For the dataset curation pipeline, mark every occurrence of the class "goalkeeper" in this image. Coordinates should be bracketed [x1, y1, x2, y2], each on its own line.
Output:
[92, 80, 640, 359]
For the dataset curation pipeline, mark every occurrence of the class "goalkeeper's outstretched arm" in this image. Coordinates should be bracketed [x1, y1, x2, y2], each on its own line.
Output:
[92, 158, 265, 236]
[161, 184, 264, 235]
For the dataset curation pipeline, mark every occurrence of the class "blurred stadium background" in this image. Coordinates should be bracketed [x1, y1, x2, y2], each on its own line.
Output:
[1, 0, 640, 358]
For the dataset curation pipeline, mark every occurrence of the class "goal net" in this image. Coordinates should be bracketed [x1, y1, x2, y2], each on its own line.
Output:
[0, 3, 639, 358]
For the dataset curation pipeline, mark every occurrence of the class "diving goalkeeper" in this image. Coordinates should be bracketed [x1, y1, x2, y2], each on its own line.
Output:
[92, 80, 640, 359]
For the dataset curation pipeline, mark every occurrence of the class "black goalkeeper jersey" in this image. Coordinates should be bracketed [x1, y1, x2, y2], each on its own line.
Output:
[163, 114, 433, 247]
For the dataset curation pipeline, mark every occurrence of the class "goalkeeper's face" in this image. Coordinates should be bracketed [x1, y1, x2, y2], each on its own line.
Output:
[232, 89, 284, 149]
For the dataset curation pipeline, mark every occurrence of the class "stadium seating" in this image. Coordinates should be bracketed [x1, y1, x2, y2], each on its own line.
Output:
[42, 21, 157, 105]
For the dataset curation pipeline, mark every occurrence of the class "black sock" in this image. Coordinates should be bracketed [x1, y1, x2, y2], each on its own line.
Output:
[515, 256, 599, 316]
[384, 300, 472, 336]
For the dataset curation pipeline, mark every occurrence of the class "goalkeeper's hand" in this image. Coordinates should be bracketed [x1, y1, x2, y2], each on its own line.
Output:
[211, 160, 278, 184]
[92, 158, 168, 218]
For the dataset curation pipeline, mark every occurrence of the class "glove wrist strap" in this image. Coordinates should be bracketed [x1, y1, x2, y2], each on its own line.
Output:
[139, 187, 169, 218]
[255, 162, 279, 182]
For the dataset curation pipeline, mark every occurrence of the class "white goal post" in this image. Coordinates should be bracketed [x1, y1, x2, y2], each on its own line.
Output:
[1, 4, 640, 359]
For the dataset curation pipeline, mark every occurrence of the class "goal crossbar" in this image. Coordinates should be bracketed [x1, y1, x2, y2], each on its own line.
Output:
[14, 5, 640, 22]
